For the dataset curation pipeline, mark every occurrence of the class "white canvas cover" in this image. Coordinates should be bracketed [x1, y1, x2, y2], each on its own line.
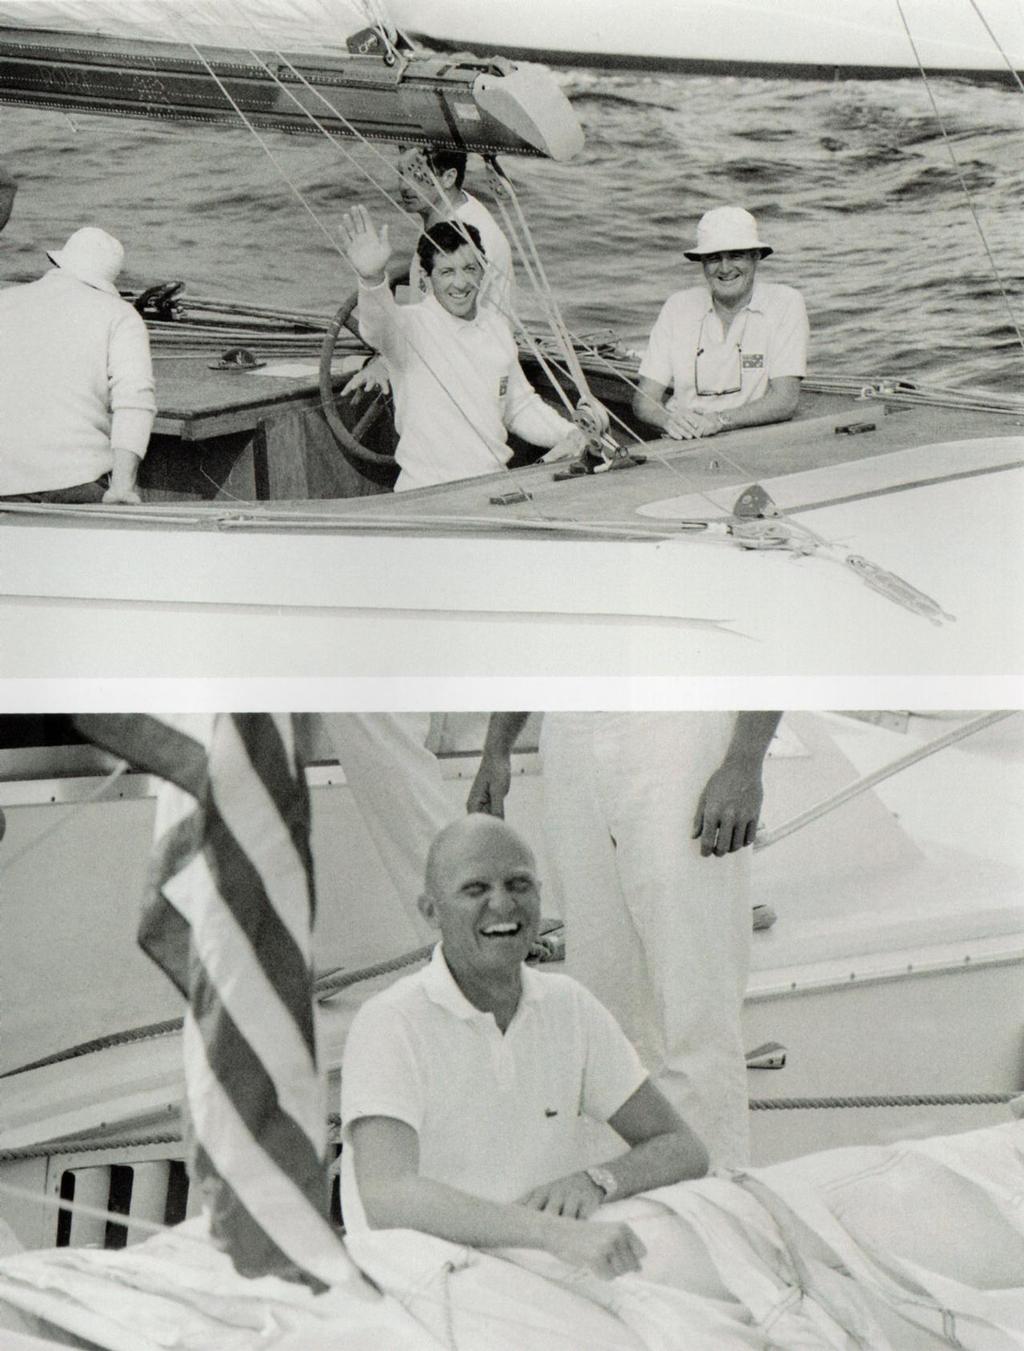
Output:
[2, 1120, 1023, 1349]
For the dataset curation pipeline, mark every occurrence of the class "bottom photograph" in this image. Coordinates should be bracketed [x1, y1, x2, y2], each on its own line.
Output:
[1, 710, 1022, 1349]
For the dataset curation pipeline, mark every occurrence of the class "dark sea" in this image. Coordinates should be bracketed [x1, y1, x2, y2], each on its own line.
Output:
[2, 67, 1022, 391]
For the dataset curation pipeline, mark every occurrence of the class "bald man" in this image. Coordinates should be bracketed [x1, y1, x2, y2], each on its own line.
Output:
[340, 816, 707, 1279]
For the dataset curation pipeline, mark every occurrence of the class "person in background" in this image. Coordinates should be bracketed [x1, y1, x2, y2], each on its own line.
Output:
[341, 814, 708, 1276]
[467, 711, 782, 1168]
[0, 227, 156, 504]
[632, 206, 808, 440]
[339, 205, 585, 492]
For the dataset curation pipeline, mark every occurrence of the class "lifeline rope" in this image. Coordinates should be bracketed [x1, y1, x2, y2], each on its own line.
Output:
[2, 1091, 1015, 1166]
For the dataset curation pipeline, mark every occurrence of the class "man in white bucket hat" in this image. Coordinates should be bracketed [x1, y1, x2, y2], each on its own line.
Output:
[0, 227, 156, 503]
[632, 206, 808, 440]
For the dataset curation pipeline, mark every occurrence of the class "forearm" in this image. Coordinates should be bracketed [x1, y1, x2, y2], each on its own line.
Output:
[723, 712, 782, 769]
[482, 712, 530, 757]
[110, 447, 142, 484]
[109, 407, 155, 461]
[356, 277, 399, 355]
[363, 1173, 577, 1254]
[631, 386, 671, 431]
[713, 380, 800, 431]
[602, 1129, 708, 1199]
[506, 394, 573, 448]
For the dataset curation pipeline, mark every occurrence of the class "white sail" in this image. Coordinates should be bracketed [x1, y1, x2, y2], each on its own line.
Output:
[0, 0, 381, 54]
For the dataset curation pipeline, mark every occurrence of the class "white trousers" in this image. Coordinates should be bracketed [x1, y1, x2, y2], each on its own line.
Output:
[540, 713, 752, 1167]
[320, 714, 453, 944]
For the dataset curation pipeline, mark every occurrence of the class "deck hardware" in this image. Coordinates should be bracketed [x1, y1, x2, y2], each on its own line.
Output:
[745, 1041, 787, 1070]
[489, 488, 533, 505]
[732, 483, 778, 518]
[835, 420, 877, 435]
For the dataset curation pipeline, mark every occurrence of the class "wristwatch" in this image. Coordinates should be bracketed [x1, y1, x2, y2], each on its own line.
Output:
[714, 409, 732, 431]
[584, 1165, 618, 1202]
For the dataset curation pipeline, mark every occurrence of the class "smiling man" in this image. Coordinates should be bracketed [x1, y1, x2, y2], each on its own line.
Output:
[396, 145, 515, 322]
[338, 205, 586, 491]
[340, 815, 708, 1278]
[632, 206, 809, 440]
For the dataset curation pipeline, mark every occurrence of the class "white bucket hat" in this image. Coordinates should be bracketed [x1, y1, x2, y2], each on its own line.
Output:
[684, 207, 772, 261]
[47, 227, 125, 295]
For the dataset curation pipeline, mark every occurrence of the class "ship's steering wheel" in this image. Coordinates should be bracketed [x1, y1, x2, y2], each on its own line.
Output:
[319, 276, 405, 476]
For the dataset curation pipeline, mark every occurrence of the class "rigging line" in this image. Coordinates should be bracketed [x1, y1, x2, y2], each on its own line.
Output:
[177, 26, 512, 470]
[214, 0, 602, 424]
[895, 0, 1024, 356]
[176, 40, 347, 260]
[227, 2, 537, 340]
[230, 25, 552, 348]
[488, 167, 598, 406]
[967, 0, 1024, 95]
[0, 761, 130, 880]
[755, 711, 1017, 851]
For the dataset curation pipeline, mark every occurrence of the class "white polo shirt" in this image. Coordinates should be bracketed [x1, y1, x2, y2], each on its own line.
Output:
[407, 193, 515, 324]
[340, 945, 647, 1233]
[358, 280, 570, 492]
[638, 279, 808, 416]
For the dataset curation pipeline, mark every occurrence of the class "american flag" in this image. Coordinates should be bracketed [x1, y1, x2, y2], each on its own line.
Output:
[74, 713, 367, 1294]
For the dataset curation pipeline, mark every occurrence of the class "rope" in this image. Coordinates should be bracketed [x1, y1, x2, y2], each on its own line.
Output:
[3, 1091, 1014, 1165]
[895, 0, 1024, 358]
[755, 711, 1016, 851]
[967, 0, 1024, 95]
[315, 943, 434, 999]
[750, 1092, 1014, 1111]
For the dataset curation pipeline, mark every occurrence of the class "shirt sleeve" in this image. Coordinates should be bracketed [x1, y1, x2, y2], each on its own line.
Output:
[575, 985, 648, 1124]
[637, 297, 678, 390]
[107, 306, 156, 457]
[766, 288, 809, 379]
[356, 277, 408, 365]
[503, 357, 574, 447]
[340, 997, 426, 1142]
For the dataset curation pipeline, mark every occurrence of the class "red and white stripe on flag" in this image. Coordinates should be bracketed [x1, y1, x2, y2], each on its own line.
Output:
[74, 713, 370, 1295]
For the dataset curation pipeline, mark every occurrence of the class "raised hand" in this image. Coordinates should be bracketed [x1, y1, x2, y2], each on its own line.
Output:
[338, 205, 392, 282]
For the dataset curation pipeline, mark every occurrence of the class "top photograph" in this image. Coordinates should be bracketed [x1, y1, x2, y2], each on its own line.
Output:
[0, 0, 1021, 682]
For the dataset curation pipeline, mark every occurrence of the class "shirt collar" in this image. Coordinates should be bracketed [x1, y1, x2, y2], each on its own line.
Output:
[423, 943, 543, 1021]
[701, 278, 767, 317]
[421, 292, 481, 330]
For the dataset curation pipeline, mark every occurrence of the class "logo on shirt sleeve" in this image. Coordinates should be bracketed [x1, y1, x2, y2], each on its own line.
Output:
[742, 353, 765, 369]
[498, 375, 508, 397]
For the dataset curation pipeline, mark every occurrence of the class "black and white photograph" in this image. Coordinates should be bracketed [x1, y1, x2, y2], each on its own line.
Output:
[1, 1, 1022, 1347]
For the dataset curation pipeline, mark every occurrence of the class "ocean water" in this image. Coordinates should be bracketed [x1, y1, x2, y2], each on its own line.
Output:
[1, 67, 1022, 391]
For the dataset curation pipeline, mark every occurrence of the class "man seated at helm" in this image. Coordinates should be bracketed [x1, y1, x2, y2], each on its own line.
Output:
[0, 227, 156, 504]
[338, 205, 587, 493]
[343, 144, 515, 401]
[340, 815, 709, 1280]
[632, 206, 809, 441]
